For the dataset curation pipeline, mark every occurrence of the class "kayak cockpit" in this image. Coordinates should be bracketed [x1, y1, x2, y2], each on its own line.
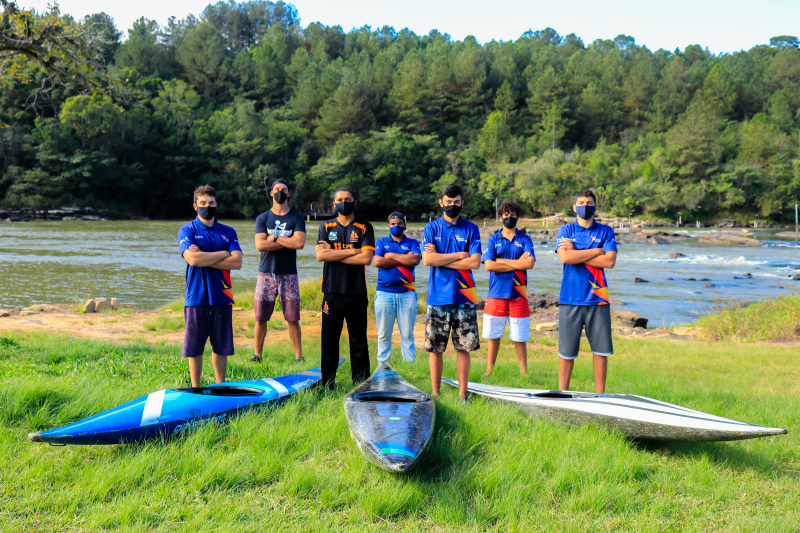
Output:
[175, 386, 265, 397]
[526, 391, 575, 399]
[351, 391, 431, 403]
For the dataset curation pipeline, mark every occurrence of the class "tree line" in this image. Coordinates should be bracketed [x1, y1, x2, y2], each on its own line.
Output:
[1, 0, 799, 221]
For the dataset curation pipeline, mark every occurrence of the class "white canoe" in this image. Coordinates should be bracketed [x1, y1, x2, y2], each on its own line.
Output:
[442, 379, 787, 442]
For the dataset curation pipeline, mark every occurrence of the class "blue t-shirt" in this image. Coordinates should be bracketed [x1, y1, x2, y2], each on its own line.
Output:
[482, 229, 535, 300]
[375, 235, 421, 293]
[422, 217, 482, 306]
[178, 218, 243, 307]
[555, 221, 617, 306]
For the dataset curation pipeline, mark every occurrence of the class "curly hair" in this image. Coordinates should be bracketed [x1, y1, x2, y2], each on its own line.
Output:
[498, 200, 521, 217]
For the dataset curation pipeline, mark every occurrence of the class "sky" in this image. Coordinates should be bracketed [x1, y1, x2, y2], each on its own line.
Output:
[27, 0, 800, 54]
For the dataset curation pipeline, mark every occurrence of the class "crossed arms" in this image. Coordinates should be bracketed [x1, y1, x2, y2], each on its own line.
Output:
[183, 245, 243, 270]
[373, 252, 421, 269]
[255, 231, 306, 252]
[422, 243, 481, 270]
[484, 252, 535, 273]
[557, 239, 617, 269]
[315, 241, 375, 266]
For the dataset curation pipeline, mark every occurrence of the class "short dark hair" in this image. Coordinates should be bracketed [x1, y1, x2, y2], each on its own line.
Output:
[498, 200, 521, 217]
[333, 186, 357, 200]
[574, 188, 597, 203]
[193, 184, 216, 203]
[441, 184, 463, 199]
[270, 178, 289, 191]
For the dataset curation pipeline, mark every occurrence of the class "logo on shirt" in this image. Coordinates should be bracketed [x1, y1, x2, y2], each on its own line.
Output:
[455, 235, 466, 243]
[180, 237, 191, 245]
[513, 241, 523, 247]
[350, 231, 359, 241]
[401, 245, 409, 251]
[197, 235, 205, 239]
[328, 232, 337, 240]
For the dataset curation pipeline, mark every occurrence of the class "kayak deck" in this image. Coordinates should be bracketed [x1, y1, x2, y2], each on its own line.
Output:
[443, 378, 787, 442]
[345, 363, 435, 472]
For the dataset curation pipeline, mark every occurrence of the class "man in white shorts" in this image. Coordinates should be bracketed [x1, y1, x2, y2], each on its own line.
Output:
[481, 200, 535, 376]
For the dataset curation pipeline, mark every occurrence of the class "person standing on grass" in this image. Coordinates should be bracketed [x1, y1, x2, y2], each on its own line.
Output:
[482, 200, 535, 377]
[315, 187, 375, 390]
[422, 184, 482, 402]
[252, 179, 306, 364]
[373, 212, 422, 364]
[555, 188, 617, 393]
[178, 185, 243, 387]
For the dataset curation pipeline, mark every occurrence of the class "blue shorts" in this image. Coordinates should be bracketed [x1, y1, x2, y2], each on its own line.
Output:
[182, 305, 234, 357]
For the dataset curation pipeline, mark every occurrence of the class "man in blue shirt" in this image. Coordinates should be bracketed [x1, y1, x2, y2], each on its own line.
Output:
[555, 188, 618, 393]
[178, 185, 243, 387]
[422, 184, 482, 401]
[373, 212, 422, 363]
[482, 200, 535, 377]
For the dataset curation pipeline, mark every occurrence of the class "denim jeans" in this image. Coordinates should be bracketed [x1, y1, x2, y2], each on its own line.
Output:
[374, 291, 417, 363]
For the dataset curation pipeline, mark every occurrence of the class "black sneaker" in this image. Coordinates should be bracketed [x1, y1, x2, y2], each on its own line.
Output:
[251, 354, 262, 363]
[459, 394, 472, 405]
[294, 356, 305, 364]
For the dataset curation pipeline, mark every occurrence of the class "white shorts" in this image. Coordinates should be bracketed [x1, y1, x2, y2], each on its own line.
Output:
[482, 314, 531, 343]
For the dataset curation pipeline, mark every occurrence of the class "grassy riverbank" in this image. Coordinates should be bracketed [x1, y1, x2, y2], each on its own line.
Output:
[1, 330, 798, 531]
[696, 293, 800, 342]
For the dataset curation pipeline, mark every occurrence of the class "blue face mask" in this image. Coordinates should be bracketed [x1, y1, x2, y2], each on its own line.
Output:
[576, 205, 596, 220]
[389, 225, 405, 237]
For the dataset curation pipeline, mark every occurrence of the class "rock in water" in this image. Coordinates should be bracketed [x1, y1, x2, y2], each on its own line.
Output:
[703, 282, 715, 288]
[83, 300, 96, 313]
[633, 277, 649, 283]
[684, 278, 696, 281]
[94, 299, 113, 312]
[669, 252, 687, 259]
[613, 310, 648, 329]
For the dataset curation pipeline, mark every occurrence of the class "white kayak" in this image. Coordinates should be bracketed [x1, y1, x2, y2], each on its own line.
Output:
[442, 379, 787, 442]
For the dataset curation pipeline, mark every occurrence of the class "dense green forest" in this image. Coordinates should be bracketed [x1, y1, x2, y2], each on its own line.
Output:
[1, 1, 799, 220]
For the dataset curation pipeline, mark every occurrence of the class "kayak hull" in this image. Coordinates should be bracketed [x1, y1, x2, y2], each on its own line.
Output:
[443, 379, 787, 442]
[344, 364, 435, 473]
[28, 360, 342, 445]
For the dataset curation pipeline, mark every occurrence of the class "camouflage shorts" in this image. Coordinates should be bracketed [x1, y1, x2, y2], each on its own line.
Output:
[423, 304, 480, 353]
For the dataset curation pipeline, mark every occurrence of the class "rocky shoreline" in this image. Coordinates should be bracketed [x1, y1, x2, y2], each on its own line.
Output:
[0, 207, 148, 222]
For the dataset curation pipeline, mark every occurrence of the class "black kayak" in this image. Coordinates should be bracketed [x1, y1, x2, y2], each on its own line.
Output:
[344, 363, 435, 473]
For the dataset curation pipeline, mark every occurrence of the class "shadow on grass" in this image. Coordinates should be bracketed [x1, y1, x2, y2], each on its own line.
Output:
[632, 437, 789, 476]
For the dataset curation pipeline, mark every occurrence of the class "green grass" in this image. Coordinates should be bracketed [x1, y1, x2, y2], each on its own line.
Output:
[143, 315, 185, 332]
[1, 330, 799, 531]
[696, 293, 800, 342]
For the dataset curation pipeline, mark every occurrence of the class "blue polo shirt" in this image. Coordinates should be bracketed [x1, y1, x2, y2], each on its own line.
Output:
[178, 218, 243, 307]
[422, 216, 482, 306]
[375, 235, 421, 293]
[482, 229, 535, 300]
[555, 221, 617, 306]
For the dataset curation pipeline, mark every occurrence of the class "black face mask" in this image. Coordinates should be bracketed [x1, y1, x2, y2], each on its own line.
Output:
[335, 201, 356, 216]
[197, 206, 217, 220]
[502, 216, 518, 229]
[273, 191, 288, 205]
[443, 205, 462, 218]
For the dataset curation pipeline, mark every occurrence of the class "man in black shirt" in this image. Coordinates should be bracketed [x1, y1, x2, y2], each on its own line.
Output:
[253, 179, 306, 363]
[315, 186, 375, 389]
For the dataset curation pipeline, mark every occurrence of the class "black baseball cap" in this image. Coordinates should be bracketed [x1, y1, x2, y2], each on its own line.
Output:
[387, 212, 405, 223]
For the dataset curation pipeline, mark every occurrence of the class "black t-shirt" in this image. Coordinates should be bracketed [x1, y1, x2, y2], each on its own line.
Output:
[317, 216, 376, 294]
[255, 209, 306, 274]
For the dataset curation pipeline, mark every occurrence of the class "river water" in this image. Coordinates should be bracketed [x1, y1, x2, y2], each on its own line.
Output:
[1, 219, 798, 326]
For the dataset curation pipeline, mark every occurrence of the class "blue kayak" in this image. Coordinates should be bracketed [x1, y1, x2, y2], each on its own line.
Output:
[27, 359, 342, 445]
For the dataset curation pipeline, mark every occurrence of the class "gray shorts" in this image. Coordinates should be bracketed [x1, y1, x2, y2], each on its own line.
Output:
[558, 304, 613, 360]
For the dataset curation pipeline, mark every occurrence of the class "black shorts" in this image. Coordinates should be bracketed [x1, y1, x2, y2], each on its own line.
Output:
[182, 305, 234, 357]
[557, 304, 613, 360]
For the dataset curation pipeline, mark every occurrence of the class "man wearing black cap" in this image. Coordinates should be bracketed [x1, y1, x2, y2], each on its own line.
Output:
[373, 212, 421, 364]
